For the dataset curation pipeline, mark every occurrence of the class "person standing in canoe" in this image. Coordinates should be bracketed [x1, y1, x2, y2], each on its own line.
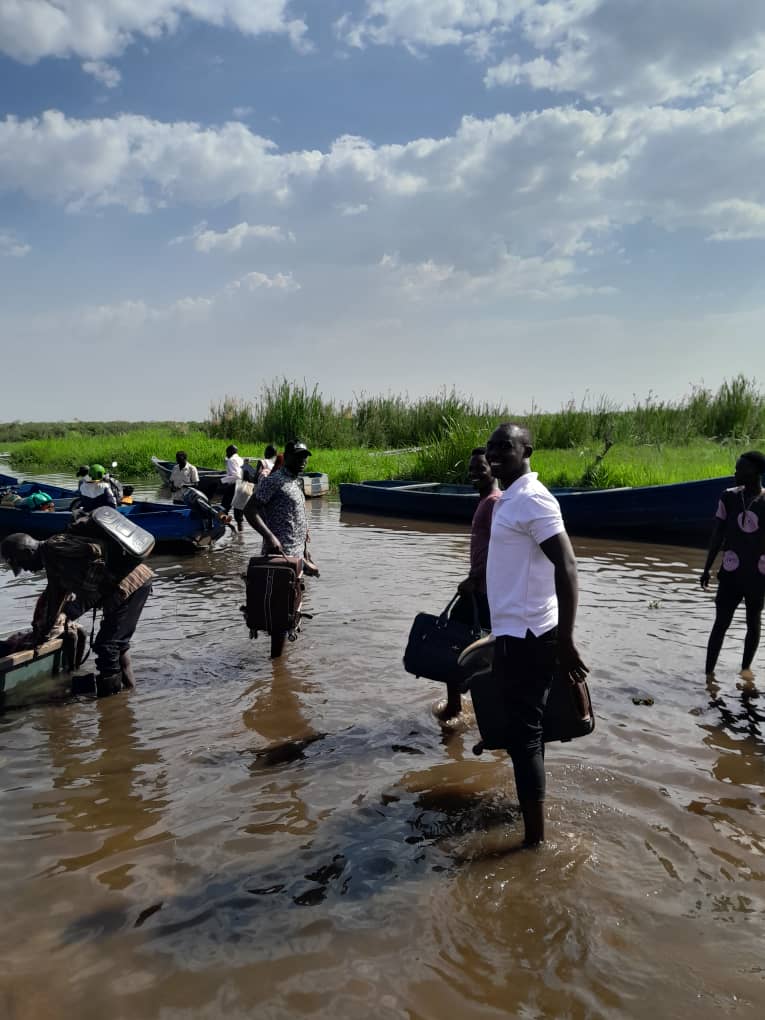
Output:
[169, 450, 200, 504]
[701, 451, 765, 680]
[433, 447, 500, 725]
[78, 465, 117, 512]
[485, 423, 588, 848]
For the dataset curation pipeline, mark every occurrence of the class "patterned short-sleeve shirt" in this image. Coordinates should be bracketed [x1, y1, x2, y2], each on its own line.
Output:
[714, 486, 765, 580]
[255, 467, 307, 557]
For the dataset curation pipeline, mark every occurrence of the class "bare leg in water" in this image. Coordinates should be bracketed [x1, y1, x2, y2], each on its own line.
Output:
[740, 591, 763, 679]
[120, 649, 136, 690]
[705, 596, 739, 677]
[432, 680, 462, 723]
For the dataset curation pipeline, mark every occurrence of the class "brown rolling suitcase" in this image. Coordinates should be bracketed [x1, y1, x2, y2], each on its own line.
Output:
[241, 555, 303, 650]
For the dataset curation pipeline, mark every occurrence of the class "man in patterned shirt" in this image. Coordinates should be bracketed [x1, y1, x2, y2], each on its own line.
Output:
[702, 450, 765, 679]
[244, 440, 319, 573]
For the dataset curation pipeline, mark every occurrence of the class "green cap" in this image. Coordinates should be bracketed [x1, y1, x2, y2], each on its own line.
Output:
[89, 464, 105, 479]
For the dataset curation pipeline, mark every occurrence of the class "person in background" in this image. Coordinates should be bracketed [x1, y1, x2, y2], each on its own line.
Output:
[169, 450, 199, 505]
[221, 444, 245, 531]
[433, 447, 500, 725]
[78, 465, 117, 512]
[486, 422, 588, 848]
[244, 440, 319, 574]
[702, 450, 765, 680]
[242, 445, 277, 485]
[259, 444, 278, 479]
[76, 466, 89, 491]
[120, 485, 135, 506]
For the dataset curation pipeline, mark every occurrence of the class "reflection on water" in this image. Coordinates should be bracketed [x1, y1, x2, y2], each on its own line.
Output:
[1, 485, 765, 1018]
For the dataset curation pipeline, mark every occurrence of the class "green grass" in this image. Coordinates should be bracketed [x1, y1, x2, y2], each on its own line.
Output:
[2, 374, 763, 489]
[1, 429, 418, 485]
[1, 427, 746, 490]
[0, 420, 202, 444]
[524, 443, 743, 489]
[205, 375, 765, 449]
[412, 425, 747, 488]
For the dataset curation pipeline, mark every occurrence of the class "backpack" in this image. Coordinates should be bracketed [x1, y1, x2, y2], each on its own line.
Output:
[46, 508, 154, 599]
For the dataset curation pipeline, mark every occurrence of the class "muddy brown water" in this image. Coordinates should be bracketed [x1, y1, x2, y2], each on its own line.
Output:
[1, 470, 764, 1018]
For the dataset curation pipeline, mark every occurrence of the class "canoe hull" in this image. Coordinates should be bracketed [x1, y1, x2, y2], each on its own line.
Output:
[0, 477, 225, 548]
[300, 472, 330, 498]
[339, 477, 732, 545]
[0, 637, 69, 706]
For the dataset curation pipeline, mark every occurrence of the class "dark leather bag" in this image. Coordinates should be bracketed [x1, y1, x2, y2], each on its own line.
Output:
[462, 636, 594, 750]
[403, 594, 482, 687]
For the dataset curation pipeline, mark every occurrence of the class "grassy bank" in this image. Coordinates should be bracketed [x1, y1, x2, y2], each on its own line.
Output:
[2, 375, 761, 489]
[205, 375, 765, 449]
[1, 430, 419, 485]
[4, 376, 762, 453]
[0, 428, 748, 489]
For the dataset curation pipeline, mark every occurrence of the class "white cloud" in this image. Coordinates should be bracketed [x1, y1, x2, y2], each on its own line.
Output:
[5, 97, 765, 288]
[172, 220, 296, 252]
[0, 1, 308, 64]
[378, 249, 608, 301]
[0, 230, 30, 257]
[705, 200, 765, 242]
[232, 105, 254, 119]
[226, 270, 300, 292]
[82, 60, 121, 88]
[337, 202, 369, 216]
[340, 1, 765, 106]
[71, 267, 299, 333]
[336, 1, 530, 53]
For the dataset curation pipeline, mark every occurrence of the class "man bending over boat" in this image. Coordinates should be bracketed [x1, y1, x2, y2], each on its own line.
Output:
[701, 451, 765, 681]
[1, 528, 153, 698]
[244, 440, 319, 575]
[485, 423, 588, 847]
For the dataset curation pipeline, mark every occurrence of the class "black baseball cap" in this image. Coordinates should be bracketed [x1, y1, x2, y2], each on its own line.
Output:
[284, 440, 312, 457]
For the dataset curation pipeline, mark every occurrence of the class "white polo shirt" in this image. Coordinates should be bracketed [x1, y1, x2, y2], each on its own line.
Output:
[486, 472, 565, 638]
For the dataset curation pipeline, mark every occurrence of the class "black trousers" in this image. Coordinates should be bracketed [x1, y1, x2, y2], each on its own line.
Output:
[94, 580, 152, 678]
[493, 628, 557, 803]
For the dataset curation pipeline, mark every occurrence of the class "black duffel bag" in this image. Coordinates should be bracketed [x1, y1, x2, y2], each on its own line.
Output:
[403, 594, 482, 688]
[458, 635, 595, 750]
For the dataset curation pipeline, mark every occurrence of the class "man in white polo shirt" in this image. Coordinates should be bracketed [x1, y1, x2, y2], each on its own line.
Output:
[486, 422, 588, 847]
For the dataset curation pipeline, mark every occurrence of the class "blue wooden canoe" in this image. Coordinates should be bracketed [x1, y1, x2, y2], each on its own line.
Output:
[0, 634, 70, 705]
[339, 476, 734, 545]
[0, 474, 226, 549]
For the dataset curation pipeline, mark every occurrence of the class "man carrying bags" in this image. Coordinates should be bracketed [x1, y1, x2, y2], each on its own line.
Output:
[485, 423, 588, 848]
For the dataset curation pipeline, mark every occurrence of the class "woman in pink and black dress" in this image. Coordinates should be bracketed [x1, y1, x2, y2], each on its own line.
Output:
[701, 450, 765, 679]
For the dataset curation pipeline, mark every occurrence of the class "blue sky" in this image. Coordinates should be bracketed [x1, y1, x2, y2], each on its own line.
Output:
[1, 1, 764, 420]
